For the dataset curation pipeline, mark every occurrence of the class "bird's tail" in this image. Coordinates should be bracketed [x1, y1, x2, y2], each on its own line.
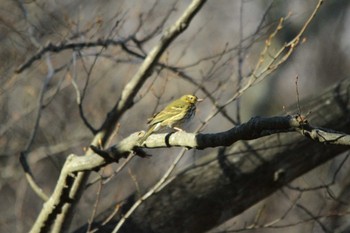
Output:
[138, 124, 157, 145]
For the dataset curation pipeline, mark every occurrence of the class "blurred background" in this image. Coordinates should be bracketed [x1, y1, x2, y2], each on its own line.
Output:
[1, 0, 350, 232]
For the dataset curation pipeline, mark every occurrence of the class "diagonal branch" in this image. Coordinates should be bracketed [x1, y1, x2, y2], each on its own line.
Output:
[29, 1, 208, 232]
[98, 0, 208, 141]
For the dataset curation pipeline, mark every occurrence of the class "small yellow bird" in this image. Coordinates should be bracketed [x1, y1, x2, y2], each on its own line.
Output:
[138, 94, 202, 144]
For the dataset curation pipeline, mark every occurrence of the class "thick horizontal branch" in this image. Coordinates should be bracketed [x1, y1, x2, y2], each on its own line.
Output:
[139, 115, 296, 149]
[90, 115, 349, 163]
[88, 115, 294, 170]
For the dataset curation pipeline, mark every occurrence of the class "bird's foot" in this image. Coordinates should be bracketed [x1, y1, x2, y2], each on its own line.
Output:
[173, 127, 185, 132]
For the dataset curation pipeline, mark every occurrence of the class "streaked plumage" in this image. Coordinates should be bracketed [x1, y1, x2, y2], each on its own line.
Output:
[138, 94, 201, 144]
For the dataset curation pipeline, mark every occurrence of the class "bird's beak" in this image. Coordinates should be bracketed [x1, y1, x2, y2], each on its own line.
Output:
[197, 98, 204, 102]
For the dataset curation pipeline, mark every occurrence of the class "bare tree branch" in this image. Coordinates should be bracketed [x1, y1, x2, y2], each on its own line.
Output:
[28, 1, 208, 232]
[20, 54, 55, 202]
[15, 38, 130, 74]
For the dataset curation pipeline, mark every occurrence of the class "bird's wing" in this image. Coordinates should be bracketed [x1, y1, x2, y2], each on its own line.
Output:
[148, 104, 187, 125]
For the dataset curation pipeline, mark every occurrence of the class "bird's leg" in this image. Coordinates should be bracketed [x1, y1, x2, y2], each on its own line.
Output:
[173, 126, 184, 132]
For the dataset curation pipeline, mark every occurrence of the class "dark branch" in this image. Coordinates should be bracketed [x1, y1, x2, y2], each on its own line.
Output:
[15, 38, 130, 73]
[89, 114, 350, 165]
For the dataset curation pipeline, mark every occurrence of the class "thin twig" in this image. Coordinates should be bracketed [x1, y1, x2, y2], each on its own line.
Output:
[87, 172, 104, 232]
[197, 0, 324, 132]
[16, 38, 130, 73]
[112, 149, 187, 233]
[20, 54, 56, 201]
